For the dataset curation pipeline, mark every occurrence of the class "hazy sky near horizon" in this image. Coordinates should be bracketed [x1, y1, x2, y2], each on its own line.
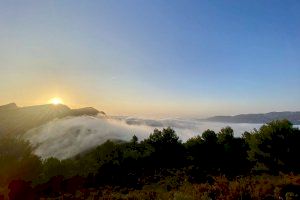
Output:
[0, 0, 299, 117]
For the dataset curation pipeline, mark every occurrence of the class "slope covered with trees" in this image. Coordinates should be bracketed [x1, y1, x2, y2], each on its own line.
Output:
[1, 119, 300, 199]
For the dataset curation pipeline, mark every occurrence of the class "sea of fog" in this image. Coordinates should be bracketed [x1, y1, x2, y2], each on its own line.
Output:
[24, 115, 299, 159]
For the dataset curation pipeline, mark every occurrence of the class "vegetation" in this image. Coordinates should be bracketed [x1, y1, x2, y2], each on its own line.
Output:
[1, 119, 300, 199]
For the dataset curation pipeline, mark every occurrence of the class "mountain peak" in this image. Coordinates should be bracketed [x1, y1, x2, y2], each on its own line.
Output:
[0, 103, 105, 136]
[0, 103, 18, 111]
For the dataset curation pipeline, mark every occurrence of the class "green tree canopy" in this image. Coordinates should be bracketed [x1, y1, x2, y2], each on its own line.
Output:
[217, 126, 234, 144]
[0, 136, 41, 186]
[246, 119, 298, 173]
[202, 129, 217, 144]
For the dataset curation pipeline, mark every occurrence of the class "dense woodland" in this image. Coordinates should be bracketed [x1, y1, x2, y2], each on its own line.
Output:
[1, 119, 300, 199]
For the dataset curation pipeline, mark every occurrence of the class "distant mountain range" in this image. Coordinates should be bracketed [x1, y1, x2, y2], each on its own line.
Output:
[205, 112, 300, 125]
[1, 102, 299, 136]
[0, 103, 105, 136]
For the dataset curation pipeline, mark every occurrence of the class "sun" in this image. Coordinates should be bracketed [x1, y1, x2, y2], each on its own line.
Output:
[49, 97, 63, 105]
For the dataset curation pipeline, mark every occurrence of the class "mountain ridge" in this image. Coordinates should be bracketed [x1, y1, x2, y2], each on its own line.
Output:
[205, 111, 300, 125]
[0, 103, 105, 136]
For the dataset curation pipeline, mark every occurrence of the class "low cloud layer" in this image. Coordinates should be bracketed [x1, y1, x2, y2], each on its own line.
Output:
[24, 115, 264, 159]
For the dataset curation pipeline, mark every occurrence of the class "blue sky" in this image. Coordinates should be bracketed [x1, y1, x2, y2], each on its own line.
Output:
[0, 0, 299, 117]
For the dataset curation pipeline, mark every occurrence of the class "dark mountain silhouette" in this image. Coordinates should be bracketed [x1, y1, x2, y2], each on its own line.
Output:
[0, 103, 18, 111]
[0, 103, 105, 136]
[206, 111, 300, 125]
[71, 107, 105, 116]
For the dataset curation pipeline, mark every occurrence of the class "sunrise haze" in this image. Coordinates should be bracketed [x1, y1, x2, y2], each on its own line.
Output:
[1, 0, 299, 117]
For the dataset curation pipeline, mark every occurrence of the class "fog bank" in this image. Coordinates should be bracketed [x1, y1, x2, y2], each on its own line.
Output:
[24, 115, 264, 159]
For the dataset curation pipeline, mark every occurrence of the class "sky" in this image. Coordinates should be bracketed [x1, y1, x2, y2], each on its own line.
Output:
[0, 0, 299, 118]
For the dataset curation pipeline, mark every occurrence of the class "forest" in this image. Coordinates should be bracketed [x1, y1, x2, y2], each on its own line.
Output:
[1, 119, 300, 200]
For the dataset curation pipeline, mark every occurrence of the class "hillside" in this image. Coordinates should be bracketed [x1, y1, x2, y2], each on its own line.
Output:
[0, 103, 105, 136]
[206, 111, 300, 125]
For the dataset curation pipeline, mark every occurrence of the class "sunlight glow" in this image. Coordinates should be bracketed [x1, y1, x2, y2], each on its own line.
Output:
[49, 97, 63, 105]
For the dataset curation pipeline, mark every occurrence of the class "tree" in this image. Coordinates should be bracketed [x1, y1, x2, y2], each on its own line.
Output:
[42, 157, 63, 177]
[146, 127, 180, 145]
[246, 119, 297, 173]
[0, 136, 41, 186]
[217, 126, 234, 144]
[185, 135, 203, 149]
[143, 127, 184, 168]
[185, 129, 223, 178]
[92, 140, 121, 166]
[131, 135, 138, 144]
[202, 129, 217, 144]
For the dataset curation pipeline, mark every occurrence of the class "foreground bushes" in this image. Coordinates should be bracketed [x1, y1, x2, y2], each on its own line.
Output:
[6, 174, 300, 199]
[96, 174, 300, 200]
